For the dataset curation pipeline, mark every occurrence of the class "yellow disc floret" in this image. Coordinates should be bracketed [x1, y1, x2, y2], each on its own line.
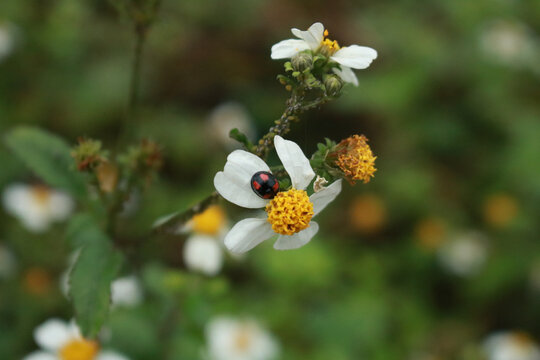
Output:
[60, 339, 99, 360]
[265, 189, 314, 236]
[191, 205, 226, 235]
[319, 29, 340, 56]
[335, 135, 377, 184]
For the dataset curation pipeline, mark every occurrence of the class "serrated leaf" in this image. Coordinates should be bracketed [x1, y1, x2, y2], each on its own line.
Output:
[4, 126, 86, 197]
[66, 213, 105, 248]
[69, 219, 123, 338]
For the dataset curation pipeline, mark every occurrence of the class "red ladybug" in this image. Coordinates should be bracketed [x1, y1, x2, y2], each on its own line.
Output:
[250, 171, 280, 199]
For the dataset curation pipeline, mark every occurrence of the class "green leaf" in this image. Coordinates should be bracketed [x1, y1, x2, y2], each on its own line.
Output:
[4, 126, 86, 197]
[68, 218, 123, 338]
[229, 128, 253, 150]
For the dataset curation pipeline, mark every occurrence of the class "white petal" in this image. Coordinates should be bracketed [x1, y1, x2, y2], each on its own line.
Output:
[274, 222, 319, 250]
[22, 351, 58, 360]
[274, 135, 315, 190]
[333, 66, 359, 86]
[310, 179, 342, 216]
[214, 172, 268, 209]
[96, 350, 130, 360]
[224, 218, 275, 253]
[291, 22, 325, 50]
[183, 235, 223, 276]
[214, 150, 270, 209]
[331, 45, 378, 69]
[34, 319, 73, 352]
[226, 150, 270, 175]
[48, 191, 74, 221]
[271, 39, 310, 59]
[111, 276, 143, 307]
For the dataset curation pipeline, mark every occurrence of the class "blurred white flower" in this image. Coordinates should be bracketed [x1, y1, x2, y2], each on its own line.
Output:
[437, 231, 487, 277]
[271, 22, 378, 86]
[184, 235, 224, 276]
[480, 20, 538, 67]
[0, 23, 15, 62]
[110, 276, 143, 307]
[529, 260, 540, 293]
[0, 244, 17, 279]
[484, 331, 540, 360]
[23, 318, 129, 360]
[182, 205, 229, 276]
[205, 316, 279, 360]
[2, 183, 74, 233]
[208, 102, 256, 149]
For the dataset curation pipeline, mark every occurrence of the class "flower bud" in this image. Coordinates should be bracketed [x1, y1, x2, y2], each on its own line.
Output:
[324, 75, 343, 96]
[291, 52, 313, 72]
[71, 138, 107, 172]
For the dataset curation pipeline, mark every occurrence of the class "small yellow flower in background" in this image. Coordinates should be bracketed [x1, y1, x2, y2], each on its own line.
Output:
[483, 193, 519, 228]
[2, 183, 74, 233]
[23, 267, 53, 296]
[205, 316, 279, 360]
[23, 318, 129, 360]
[414, 217, 447, 251]
[483, 331, 540, 360]
[332, 135, 377, 185]
[348, 194, 387, 234]
[190, 205, 227, 236]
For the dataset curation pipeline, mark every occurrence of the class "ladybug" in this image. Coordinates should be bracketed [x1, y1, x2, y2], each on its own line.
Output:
[250, 171, 280, 199]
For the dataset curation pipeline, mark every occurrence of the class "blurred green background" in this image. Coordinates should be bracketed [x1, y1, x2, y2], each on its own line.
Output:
[1, 0, 540, 359]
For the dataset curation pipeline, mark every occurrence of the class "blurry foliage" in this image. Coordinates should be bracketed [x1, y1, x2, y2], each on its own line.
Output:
[1, 0, 540, 359]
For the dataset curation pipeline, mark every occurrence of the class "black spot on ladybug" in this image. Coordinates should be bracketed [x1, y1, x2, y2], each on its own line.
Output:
[250, 171, 279, 199]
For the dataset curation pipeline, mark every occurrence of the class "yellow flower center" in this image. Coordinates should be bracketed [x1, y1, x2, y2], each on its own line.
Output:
[319, 29, 340, 56]
[191, 205, 226, 235]
[335, 135, 377, 184]
[233, 326, 252, 352]
[60, 339, 99, 360]
[265, 189, 313, 236]
[31, 186, 52, 207]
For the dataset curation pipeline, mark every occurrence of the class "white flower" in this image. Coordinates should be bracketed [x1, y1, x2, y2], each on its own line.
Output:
[271, 22, 378, 86]
[208, 102, 256, 149]
[181, 205, 230, 275]
[205, 316, 279, 360]
[437, 231, 487, 277]
[213, 135, 342, 253]
[184, 235, 224, 276]
[23, 318, 129, 360]
[2, 184, 74, 233]
[484, 331, 540, 360]
[0, 244, 17, 279]
[110, 276, 143, 307]
[0, 23, 15, 62]
[480, 20, 537, 67]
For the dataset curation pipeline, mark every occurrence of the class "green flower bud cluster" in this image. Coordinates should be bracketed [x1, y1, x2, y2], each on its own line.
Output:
[277, 50, 344, 98]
